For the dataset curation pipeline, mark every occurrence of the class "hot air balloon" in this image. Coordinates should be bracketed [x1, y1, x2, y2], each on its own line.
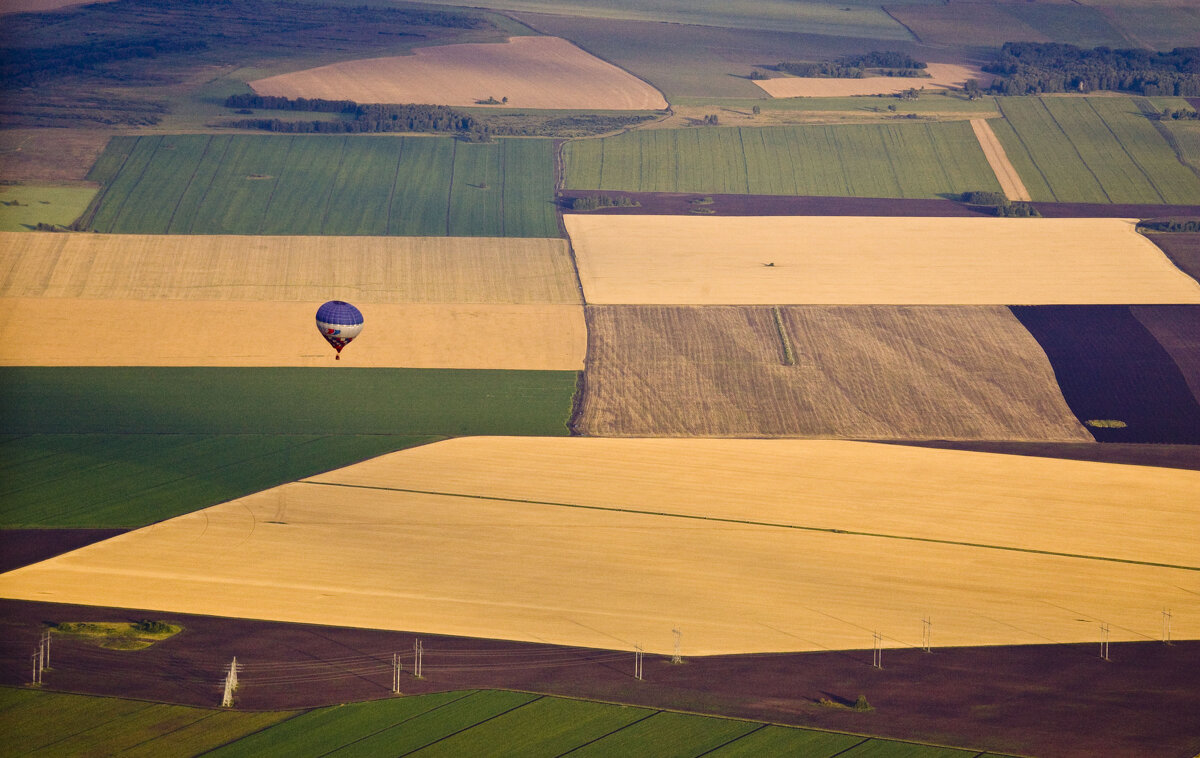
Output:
[316, 300, 363, 360]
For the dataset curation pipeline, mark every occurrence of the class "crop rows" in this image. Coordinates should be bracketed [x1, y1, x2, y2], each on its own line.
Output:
[992, 97, 1200, 204]
[563, 122, 1000, 198]
[82, 135, 559, 237]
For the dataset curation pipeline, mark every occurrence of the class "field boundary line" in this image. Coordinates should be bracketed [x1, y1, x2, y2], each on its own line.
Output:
[393, 692, 543, 757]
[555, 709, 661, 755]
[257, 135, 296, 234]
[316, 689, 480, 757]
[186, 136, 233, 234]
[318, 136, 351, 235]
[107, 136, 164, 233]
[771, 306, 795, 366]
[298, 481, 1200, 572]
[1038, 98, 1112, 203]
[1083, 98, 1164, 204]
[970, 118, 1031, 202]
[693, 722, 769, 757]
[1132, 97, 1200, 183]
[163, 135, 213, 234]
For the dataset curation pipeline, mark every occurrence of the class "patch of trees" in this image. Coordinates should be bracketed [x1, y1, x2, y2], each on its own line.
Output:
[776, 51, 927, 79]
[961, 191, 1041, 217]
[985, 42, 1200, 96]
[222, 97, 485, 137]
[1138, 218, 1200, 232]
[1159, 108, 1200, 121]
[1, 37, 208, 86]
[568, 194, 641, 211]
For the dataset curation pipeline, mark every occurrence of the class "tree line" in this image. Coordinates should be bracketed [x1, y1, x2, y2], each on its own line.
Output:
[222, 96, 487, 137]
[985, 42, 1200, 96]
[774, 51, 926, 79]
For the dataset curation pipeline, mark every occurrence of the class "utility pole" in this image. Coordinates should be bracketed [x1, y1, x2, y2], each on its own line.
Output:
[872, 632, 883, 669]
[1100, 623, 1110, 661]
[41, 631, 51, 670]
[1163, 609, 1172, 645]
[392, 652, 402, 694]
[634, 646, 644, 681]
[671, 627, 682, 665]
[413, 639, 423, 679]
[922, 617, 931, 653]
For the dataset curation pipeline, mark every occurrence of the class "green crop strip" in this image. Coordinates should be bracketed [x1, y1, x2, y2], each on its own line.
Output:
[301, 480, 1200, 573]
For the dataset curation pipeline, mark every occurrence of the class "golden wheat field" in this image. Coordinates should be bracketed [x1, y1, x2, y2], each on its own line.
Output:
[576, 305, 1091, 440]
[970, 118, 1031, 202]
[0, 298, 585, 369]
[752, 63, 988, 98]
[249, 36, 668, 110]
[564, 215, 1200, 305]
[0, 233, 580, 304]
[2, 438, 1195, 655]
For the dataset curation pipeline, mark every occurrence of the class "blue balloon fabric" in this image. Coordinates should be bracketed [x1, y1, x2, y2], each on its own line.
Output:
[316, 300, 364, 326]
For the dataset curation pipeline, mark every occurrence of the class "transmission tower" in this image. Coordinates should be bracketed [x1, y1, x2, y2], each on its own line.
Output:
[1099, 623, 1110, 661]
[221, 657, 239, 707]
[413, 639, 424, 678]
[634, 646, 644, 681]
[671, 627, 682, 664]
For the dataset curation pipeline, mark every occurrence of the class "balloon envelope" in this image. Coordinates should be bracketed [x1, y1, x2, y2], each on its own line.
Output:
[316, 300, 363, 356]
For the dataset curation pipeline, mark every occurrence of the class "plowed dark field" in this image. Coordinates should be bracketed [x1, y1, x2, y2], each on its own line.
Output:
[559, 190, 1200, 219]
[1010, 305, 1200, 444]
[0, 529, 127, 574]
[1148, 232, 1200, 284]
[881, 441, 1200, 471]
[1, 599, 1197, 758]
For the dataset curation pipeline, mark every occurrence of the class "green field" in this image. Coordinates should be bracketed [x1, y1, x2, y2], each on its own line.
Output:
[0, 368, 577, 436]
[672, 95, 998, 116]
[564, 122, 1000, 198]
[990, 97, 1200, 204]
[0, 185, 97, 231]
[0, 688, 291, 758]
[0, 434, 435, 528]
[80, 135, 559, 237]
[1000, 4, 1133, 49]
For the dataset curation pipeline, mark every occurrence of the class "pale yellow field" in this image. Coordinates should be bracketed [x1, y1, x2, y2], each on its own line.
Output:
[0, 299, 585, 369]
[2, 438, 1195, 655]
[250, 36, 667, 111]
[753, 63, 987, 98]
[564, 215, 1200, 305]
[0, 233, 579, 304]
[971, 118, 1031, 202]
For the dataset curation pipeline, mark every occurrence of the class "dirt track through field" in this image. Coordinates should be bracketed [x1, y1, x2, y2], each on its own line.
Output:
[565, 215, 1200, 304]
[576, 305, 1091, 440]
[971, 118, 1032, 202]
[250, 36, 667, 110]
[2, 438, 1195, 656]
[0, 299, 585, 369]
[753, 63, 987, 98]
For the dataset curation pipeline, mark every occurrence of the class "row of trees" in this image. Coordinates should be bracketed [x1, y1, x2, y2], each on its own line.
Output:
[775, 51, 926, 79]
[985, 42, 1200, 96]
[222, 97, 488, 137]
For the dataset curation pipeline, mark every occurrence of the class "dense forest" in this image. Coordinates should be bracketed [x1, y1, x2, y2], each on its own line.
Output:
[986, 43, 1200, 96]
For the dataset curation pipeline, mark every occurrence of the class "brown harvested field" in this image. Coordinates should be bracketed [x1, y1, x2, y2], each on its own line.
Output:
[0, 129, 110, 183]
[0, 233, 580, 304]
[0, 299, 585, 369]
[4, 437, 1196, 656]
[1130, 305, 1200, 404]
[577, 305, 1091, 440]
[970, 118, 1031, 202]
[753, 63, 988, 98]
[883, 4, 1050, 47]
[249, 36, 667, 110]
[2, 600, 1197, 758]
[564, 215, 1200, 305]
[1146, 231, 1200, 284]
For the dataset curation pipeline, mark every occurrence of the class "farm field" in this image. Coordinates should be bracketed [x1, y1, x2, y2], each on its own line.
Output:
[1147, 231, 1200, 284]
[881, 4, 1049, 48]
[0, 299, 586, 370]
[2, 437, 1196, 656]
[0, 434, 435, 528]
[576, 305, 1089, 440]
[970, 119, 1030, 201]
[0, 688, 291, 758]
[0, 367, 577, 435]
[752, 63, 987, 99]
[0, 185, 95, 231]
[0, 233, 579, 304]
[989, 97, 1200, 204]
[562, 122, 1001, 198]
[250, 36, 666, 110]
[1011, 305, 1200, 444]
[80, 135, 559, 237]
[564, 215, 1200, 305]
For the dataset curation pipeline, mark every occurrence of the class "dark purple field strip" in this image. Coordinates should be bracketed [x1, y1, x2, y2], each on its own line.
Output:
[1148, 232, 1200, 285]
[1130, 305, 1200, 407]
[876, 441, 1200, 471]
[1010, 305, 1200, 444]
[0, 529, 128, 574]
[1, 599, 1197, 758]
[559, 190, 1200, 218]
